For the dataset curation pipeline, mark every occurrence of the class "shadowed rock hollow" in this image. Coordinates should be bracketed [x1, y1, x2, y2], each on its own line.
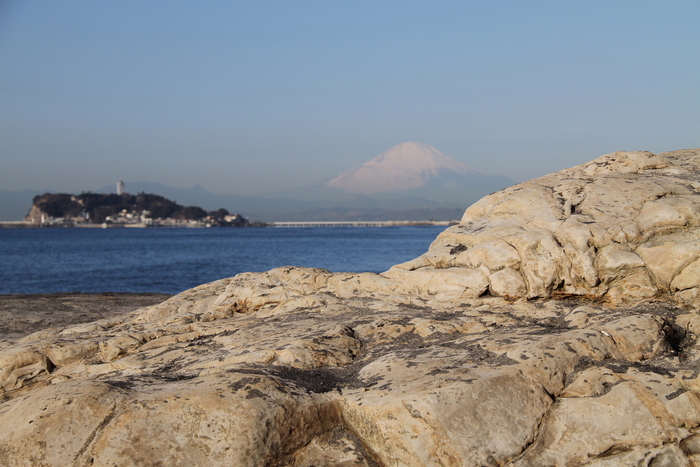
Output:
[3, 149, 700, 466]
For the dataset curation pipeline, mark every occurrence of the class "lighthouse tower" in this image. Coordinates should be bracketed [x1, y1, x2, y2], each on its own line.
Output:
[117, 180, 125, 195]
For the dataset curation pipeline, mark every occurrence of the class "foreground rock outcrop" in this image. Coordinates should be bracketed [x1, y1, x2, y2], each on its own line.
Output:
[0, 293, 171, 347]
[2, 148, 700, 466]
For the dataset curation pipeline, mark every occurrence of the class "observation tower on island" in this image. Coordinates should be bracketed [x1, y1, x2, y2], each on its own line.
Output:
[117, 180, 124, 195]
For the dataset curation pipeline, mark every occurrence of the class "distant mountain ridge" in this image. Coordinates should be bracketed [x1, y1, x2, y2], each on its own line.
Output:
[276, 142, 514, 205]
[326, 142, 482, 194]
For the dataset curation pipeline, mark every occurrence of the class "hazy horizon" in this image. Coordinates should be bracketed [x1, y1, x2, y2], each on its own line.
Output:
[2, 1, 699, 196]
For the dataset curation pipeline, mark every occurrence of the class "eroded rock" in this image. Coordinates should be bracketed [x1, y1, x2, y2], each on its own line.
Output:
[2, 148, 700, 466]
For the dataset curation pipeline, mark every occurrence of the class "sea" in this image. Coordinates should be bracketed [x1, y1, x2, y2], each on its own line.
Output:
[0, 226, 447, 295]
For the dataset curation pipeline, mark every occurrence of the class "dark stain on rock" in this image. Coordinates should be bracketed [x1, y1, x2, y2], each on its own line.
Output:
[603, 360, 675, 377]
[245, 388, 269, 400]
[449, 244, 468, 255]
[105, 379, 135, 390]
[665, 387, 686, 400]
[230, 376, 263, 392]
[237, 365, 363, 394]
[157, 372, 198, 383]
[461, 345, 517, 366]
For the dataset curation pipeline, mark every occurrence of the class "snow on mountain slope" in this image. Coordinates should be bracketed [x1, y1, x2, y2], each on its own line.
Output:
[326, 142, 483, 194]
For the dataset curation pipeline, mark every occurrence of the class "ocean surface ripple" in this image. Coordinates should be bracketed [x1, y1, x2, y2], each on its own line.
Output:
[0, 226, 445, 294]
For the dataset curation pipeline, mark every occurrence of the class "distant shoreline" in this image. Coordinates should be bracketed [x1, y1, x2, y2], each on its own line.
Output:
[0, 220, 458, 229]
[269, 220, 457, 227]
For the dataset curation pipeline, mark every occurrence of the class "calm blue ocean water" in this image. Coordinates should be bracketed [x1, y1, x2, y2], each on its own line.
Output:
[0, 226, 446, 294]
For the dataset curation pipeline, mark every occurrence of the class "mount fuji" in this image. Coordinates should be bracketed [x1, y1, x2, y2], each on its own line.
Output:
[266, 142, 515, 220]
[324, 141, 512, 198]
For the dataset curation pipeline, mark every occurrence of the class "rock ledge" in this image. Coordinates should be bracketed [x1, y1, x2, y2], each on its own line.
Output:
[2, 148, 700, 466]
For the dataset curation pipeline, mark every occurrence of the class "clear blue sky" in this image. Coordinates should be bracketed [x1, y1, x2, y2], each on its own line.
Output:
[1, 0, 698, 195]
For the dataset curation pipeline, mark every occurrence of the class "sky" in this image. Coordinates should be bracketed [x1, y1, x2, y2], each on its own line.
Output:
[1, 0, 699, 195]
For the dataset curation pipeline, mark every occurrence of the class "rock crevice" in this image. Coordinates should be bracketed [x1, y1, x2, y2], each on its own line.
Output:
[2, 148, 700, 466]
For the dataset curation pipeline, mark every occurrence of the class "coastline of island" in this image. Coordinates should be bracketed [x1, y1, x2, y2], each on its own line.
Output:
[0, 219, 458, 228]
[2, 191, 460, 228]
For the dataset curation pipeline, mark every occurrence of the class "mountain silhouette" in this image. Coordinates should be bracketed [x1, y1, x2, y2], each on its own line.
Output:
[326, 142, 482, 194]
[268, 142, 514, 220]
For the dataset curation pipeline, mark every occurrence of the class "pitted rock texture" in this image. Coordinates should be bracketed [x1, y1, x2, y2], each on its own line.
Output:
[0, 293, 171, 348]
[394, 149, 700, 305]
[2, 148, 700, 466]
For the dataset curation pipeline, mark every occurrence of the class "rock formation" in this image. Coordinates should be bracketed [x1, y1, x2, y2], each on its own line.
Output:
[2, 148, 700, 466]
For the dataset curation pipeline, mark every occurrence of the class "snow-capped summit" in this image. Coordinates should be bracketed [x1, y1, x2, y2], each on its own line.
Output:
[326, 142, 483, 194]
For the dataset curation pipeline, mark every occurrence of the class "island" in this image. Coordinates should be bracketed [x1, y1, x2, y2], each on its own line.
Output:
[22, 192, 255, 227]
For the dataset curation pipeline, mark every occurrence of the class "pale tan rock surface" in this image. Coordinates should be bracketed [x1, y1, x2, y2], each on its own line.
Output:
[2, 149, 700, 466]
[0, 293, 171, 348]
